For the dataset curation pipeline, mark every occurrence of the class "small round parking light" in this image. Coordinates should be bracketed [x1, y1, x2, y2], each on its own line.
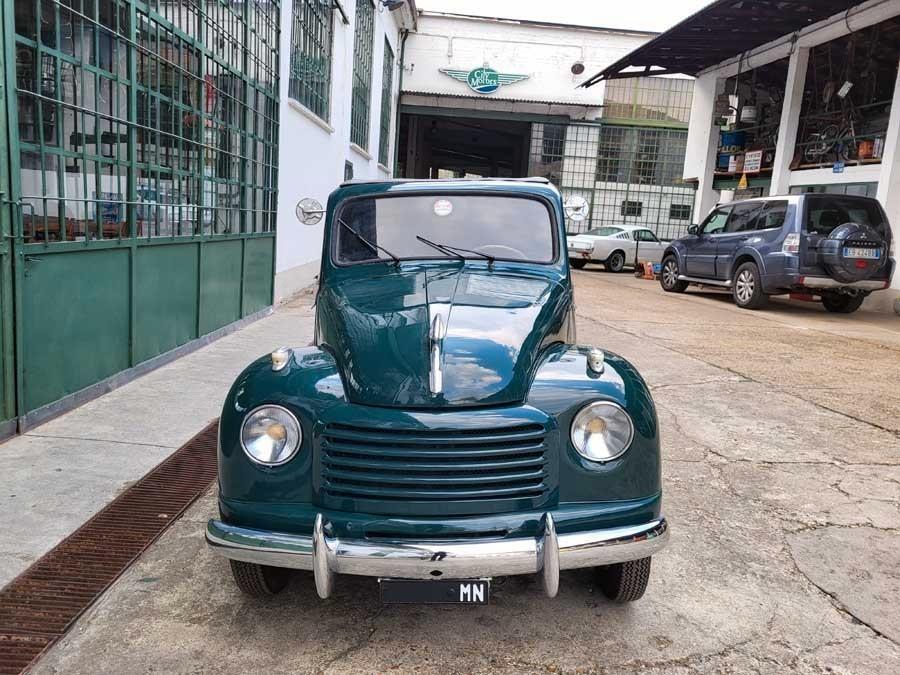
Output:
[240, 405, 302, 466]
[571, 401, 634, 463]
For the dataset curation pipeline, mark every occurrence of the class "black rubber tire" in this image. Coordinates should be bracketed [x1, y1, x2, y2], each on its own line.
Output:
[597, 557, 652, 603]
[821, 293, 866, 314]
[732, 261, 768, 310]
[606, 251, 626, 273]
[660, 256, 689, 293]
[570, 258, 588, 270]
[229, 560, 292, 597]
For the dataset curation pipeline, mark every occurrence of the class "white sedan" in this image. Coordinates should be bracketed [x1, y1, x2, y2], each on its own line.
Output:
[567, 225, 667, 272]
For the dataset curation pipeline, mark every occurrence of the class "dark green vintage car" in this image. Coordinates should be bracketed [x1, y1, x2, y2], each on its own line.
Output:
[206, 178, 668, 604]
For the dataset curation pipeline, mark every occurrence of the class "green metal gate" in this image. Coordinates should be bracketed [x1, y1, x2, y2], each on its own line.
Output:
[1, 0, 280, 430]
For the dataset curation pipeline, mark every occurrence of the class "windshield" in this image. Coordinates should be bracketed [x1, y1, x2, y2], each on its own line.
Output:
[334, 195, 556, 265]
[804, 195, 887, 237]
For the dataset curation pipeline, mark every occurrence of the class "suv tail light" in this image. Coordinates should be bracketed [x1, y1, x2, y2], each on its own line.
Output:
[782, 232, 800, 254]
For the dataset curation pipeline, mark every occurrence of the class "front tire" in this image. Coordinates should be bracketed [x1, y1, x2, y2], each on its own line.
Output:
[597, 557, 652, 603]
[606, 251, 626, 273]
[821, 293, 865, 314]
[230, 560, 292, 597]
[732, 262, 768, 309]
[660, 256, 688, 293]
[570, 258, 588, 270]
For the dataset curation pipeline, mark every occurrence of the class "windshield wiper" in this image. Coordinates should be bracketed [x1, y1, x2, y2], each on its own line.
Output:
[416, 235, 464, 261]
[415, 235, 495, 268]
[338, 218, 400, 266]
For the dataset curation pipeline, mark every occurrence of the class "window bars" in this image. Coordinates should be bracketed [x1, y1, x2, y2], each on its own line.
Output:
[529, 122, 696, 240]
[289, 0, 334, 121]
[350, 0, 374, 150]
[13, 0, 280, 244]
[378, 38, 394, 167]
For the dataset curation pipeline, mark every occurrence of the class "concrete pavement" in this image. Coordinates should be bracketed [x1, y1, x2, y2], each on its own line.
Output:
[15, 272, 900, 674]
[0, 290, 315, 587]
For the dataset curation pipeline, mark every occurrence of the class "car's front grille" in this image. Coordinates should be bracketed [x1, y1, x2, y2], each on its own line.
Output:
[318, 422, 551, 515]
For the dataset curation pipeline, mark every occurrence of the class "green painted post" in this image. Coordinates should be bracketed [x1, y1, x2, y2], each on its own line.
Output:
[0, 0, 14, 424]
[1, 0, 25, 424]
[128, 0, 138, 367]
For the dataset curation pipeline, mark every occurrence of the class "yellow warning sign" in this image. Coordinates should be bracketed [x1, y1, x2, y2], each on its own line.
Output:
[737, 173, 748, 190]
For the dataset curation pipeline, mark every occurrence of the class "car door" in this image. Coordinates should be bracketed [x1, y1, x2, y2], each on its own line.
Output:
[633, 229, 666, 263]
[714, 201, 766, 280]
[684, 206, 731, 277]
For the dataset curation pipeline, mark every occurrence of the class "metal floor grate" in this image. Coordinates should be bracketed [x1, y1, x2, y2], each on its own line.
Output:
[0, 421, 219, 674]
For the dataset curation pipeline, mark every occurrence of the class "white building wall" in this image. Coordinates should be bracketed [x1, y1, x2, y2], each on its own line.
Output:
[403, 14, 656, 112]
[274, 2, 410, 302]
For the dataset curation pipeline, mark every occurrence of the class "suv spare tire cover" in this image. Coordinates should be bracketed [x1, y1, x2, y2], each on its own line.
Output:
[818, 222, 886, 283]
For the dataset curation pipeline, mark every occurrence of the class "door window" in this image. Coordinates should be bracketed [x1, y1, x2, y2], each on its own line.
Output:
[753, 201, 788, 230]
[726, 202, 765, 232]
[700, 207, 730, 235]
[634, 229, 660, 242]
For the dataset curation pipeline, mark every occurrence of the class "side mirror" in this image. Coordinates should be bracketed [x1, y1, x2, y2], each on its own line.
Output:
[687, 224, 699, 235]
[296, 198, 325, 225]
[564, 195, 590, 223]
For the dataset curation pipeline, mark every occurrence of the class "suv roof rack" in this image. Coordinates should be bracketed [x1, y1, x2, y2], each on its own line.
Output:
[339, 177, 552, 188]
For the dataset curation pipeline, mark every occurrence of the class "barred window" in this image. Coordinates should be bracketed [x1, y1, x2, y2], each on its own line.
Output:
[378, 38, 394, 167]
[621, 201, 643, 217]
[669, 204, 692, 220]
[350, 0, 375, 149]
[289, 0, 334, 121]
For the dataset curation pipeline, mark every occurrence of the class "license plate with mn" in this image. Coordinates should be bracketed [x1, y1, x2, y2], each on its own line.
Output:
[379, 578, 490, 604]
[843, 247, 880, 259]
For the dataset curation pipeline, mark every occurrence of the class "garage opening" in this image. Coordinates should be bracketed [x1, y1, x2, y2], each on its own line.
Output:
[398, 112, 531, 178]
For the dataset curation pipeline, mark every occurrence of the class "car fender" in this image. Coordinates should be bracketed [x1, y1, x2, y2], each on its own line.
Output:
[527, 344, 661, 502]
[726, 245, 767, 279]
[218, 347, 347, 503]
[589, 238, 613, 260]
[661, 240, 687, 266]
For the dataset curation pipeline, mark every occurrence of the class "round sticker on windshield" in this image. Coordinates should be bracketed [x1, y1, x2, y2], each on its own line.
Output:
[433, 199, 453, 217]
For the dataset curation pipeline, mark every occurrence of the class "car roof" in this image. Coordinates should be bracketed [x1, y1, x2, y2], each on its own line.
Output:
[339, 177, 552, 188]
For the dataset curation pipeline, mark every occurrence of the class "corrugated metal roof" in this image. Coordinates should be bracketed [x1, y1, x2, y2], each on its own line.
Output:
[580, 0, 864, 86]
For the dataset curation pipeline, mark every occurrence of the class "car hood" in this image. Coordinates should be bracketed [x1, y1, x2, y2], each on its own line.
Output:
[316, 266, 569, 407]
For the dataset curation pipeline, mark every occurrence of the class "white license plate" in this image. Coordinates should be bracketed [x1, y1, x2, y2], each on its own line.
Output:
[843, 247, 880, 259]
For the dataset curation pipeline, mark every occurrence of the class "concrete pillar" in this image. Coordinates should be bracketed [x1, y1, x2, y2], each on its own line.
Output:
[683, 72, 721, 223]
[770, 46, 810, 195]
[875, 57, 900, 293]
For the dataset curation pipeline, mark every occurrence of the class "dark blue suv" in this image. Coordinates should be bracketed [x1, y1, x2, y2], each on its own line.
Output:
[659, 194, 895, 313]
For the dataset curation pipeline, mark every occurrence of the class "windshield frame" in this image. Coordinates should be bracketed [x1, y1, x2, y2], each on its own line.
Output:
[329, 191, 561, 268]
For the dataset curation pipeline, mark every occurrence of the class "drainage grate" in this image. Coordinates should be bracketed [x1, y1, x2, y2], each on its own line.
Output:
[0, 420, 219, 674]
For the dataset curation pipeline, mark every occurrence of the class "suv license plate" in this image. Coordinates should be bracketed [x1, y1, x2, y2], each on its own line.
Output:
[379, 578, 490, 604]
[843, 247, 880, 259]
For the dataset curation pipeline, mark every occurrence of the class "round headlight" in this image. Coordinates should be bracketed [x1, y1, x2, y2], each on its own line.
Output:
[240, 405, 302, 466]
[570, 401, 634, 463]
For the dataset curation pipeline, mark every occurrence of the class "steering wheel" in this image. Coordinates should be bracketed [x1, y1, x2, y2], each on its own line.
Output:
[476, 244, 526, 259]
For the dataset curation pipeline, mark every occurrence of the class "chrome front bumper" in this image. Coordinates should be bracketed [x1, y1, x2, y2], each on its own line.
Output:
[206, 514, 669, 599]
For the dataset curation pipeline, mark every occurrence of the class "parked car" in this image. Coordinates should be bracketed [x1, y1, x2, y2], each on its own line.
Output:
[567, 225, 667, 272]
[206, 178, 668, 605]
[660, 194, 895, 312]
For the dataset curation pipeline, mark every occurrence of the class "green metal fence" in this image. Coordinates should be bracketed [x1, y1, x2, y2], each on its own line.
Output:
[1, 0, 280, 428]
